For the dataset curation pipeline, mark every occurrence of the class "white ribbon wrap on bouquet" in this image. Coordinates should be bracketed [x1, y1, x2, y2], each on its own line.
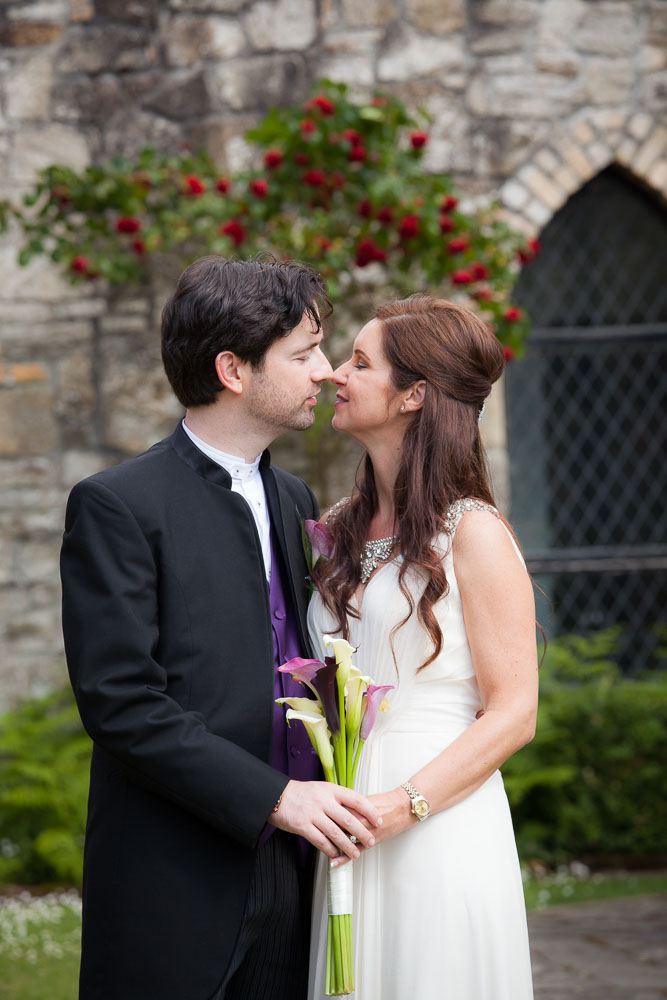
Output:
[327, 862, 353, 916]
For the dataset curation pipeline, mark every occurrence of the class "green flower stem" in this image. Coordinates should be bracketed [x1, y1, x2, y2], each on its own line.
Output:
[333, 916, 343, 991]
[345, 733, 357, 788]
[350, 738, 364, 789]
[337, 683, 347, 786]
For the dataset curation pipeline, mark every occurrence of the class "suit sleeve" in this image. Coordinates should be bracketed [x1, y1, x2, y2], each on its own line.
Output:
[61, 479, 287, 849]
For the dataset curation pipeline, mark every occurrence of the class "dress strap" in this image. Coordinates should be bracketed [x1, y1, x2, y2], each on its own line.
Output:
[443, 498, 500, 535]
[325, 496, 351, 525]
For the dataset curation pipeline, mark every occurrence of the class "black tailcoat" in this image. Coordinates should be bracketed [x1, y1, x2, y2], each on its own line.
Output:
[60, 424, 318, 999]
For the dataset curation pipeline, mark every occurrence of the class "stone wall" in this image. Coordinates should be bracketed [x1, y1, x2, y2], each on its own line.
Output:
[0, 0, 665, 707]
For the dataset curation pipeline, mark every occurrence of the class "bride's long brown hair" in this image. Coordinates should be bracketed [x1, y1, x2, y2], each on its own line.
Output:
[313, 294, 509, 670]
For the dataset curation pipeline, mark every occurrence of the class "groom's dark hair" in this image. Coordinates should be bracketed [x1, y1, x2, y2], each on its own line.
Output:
[161, 255, 332, 407]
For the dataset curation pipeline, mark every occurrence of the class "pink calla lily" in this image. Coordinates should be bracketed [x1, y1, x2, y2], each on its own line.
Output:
[359, 684, 395, 741]
[278, 657, 323, 689]
[304, 519, 334, 563]
[279, 656, 341, 735]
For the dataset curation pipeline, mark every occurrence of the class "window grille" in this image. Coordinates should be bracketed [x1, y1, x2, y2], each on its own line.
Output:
[506, 167, 667, 672]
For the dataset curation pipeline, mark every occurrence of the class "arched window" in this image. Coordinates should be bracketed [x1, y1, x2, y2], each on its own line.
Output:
[506, 166, 667, 671]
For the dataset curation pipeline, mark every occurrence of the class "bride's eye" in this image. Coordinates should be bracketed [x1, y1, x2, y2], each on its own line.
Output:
[353, 361, 367, 370]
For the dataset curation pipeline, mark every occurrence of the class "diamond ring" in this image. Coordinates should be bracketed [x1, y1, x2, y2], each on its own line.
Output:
[349, 835, 358, 844]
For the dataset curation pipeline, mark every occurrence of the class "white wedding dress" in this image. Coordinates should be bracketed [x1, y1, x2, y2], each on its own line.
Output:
[307, 501, 534, 1000]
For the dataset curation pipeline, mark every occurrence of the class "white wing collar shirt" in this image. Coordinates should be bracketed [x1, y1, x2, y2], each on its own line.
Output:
[182, 420, 272, 581]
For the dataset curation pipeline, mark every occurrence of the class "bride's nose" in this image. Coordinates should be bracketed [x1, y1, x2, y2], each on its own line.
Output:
[332, 362, 349, 385]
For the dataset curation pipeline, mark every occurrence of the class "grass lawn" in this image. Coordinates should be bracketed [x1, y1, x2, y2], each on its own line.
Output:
[0, 891, 81, 1000]
[523, 867, 667, 910]
[2, 873, 666, 999]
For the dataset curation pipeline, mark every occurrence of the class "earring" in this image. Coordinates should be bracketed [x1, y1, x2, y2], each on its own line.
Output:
[400, 404, 405, 412]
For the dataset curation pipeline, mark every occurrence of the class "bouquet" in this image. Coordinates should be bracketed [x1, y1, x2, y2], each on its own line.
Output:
[278, 638, 393, 996]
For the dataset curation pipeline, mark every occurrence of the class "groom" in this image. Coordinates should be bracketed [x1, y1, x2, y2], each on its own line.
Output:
[61, 256, 380, 1000]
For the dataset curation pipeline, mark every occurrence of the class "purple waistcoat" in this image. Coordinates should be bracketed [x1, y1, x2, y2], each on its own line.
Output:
[259, 529, 321, 848]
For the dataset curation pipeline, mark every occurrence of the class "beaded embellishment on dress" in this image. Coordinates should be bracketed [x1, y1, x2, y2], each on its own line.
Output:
[360, 535, 397, 584]
[444, 498, 499, 534]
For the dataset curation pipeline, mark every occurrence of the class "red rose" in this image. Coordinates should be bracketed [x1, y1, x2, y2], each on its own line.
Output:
[441, 195, 459, 213]
[215, 178, 230, 193]
[71, 255, 89, 274]
[348, 145, 367, 163]
[185, 175, 206, 195]
[518, 238, 541, 264]
[131, 239, 145, 255]
[371, 96, 387, 107]
[294, 152, 310, 166]
[115, 216, 141, 234]
[342, 129, 362, 144]
[474, 287, 493, 301]
[470, 262, 489, 281]
[378, 206, 394, 224]
[300, 118, 316, 134]
[448, 236, 468, 253]
[503, 345, 516, 362]
[329, 171, 345, 189]
[264, 149, 283, 170]
[249, 178, 268, 198]
[398, 214, 419, 240]
[130, 171, 151, 190]
[439, 215, 454, 233]
[303, 169, 326, 187]
[315, 236, 332, 251]
[355, 237, 387, 267]
[50, 185, 71, 207]
[452, 269, 472, 284]
[504, 306, 522, 321]
[357, 200, 372, 218]
[220, 220, 246, 246]
[410, 131, 429, 149]
[304, 95, 336, 116]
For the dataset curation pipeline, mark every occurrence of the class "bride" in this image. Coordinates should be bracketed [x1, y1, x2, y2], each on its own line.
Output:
[307, 295, 538, 998]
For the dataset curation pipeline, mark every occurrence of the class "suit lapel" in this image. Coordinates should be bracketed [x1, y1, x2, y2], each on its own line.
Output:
[262, 465, 313, 657]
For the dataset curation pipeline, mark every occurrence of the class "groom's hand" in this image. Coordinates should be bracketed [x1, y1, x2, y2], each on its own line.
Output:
[268, 780, 382, 860]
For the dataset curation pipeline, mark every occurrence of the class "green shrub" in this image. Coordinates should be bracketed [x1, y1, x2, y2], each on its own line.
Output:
[0, 687, 91, 886]
[1, 634, 665, 886]
[505, 629, 667, 863]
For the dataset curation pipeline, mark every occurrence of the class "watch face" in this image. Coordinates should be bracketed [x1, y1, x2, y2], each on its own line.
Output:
[414, 798, 429, 818]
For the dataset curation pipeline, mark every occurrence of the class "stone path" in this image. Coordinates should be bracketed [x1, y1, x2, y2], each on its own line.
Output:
[529, 894, 667, 999]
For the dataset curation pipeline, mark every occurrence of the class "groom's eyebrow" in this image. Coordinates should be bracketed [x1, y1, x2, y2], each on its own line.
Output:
[291, 332, 323, 355]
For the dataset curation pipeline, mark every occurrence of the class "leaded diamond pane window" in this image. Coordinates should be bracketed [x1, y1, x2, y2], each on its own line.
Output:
[505, 167, 667, 672]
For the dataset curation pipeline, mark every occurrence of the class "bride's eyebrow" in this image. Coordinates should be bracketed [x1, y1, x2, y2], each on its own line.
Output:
[353, 347, 371, 362]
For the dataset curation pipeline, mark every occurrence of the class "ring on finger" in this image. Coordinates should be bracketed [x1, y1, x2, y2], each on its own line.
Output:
[349, 835, 358, 844]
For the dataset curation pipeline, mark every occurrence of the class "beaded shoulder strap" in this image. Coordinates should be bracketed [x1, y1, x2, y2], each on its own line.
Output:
[443, 498, 500, 535]
[325, 496, 351, 525]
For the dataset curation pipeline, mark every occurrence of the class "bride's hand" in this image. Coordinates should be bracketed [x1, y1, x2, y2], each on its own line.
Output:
[330, 788, 413, 866]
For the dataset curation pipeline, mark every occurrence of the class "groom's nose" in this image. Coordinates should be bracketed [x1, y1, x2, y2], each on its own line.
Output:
[311, 346, 334, 383]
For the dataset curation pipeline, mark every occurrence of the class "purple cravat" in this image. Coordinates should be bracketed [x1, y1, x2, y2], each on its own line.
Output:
[259, 529, 321, 849]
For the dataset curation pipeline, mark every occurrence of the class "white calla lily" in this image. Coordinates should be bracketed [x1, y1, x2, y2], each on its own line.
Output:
[275, 696, 324, 715]
[344, 674, 371, 738]
[285, 708, 335, 780]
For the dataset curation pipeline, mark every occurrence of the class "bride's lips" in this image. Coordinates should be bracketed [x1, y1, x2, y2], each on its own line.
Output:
[334, 393, 348, 407]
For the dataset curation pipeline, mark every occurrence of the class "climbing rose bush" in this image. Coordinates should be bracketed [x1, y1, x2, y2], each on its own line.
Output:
[0, 81, 539, 354]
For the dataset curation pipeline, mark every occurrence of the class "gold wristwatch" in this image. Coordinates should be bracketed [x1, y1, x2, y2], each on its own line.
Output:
[401, 781, 430, 821]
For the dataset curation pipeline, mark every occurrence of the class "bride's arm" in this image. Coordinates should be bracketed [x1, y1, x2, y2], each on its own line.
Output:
[343, 509, 539, 851]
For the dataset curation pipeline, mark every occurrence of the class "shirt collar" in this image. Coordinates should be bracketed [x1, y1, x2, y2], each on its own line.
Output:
[182, 420, 261, 481]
